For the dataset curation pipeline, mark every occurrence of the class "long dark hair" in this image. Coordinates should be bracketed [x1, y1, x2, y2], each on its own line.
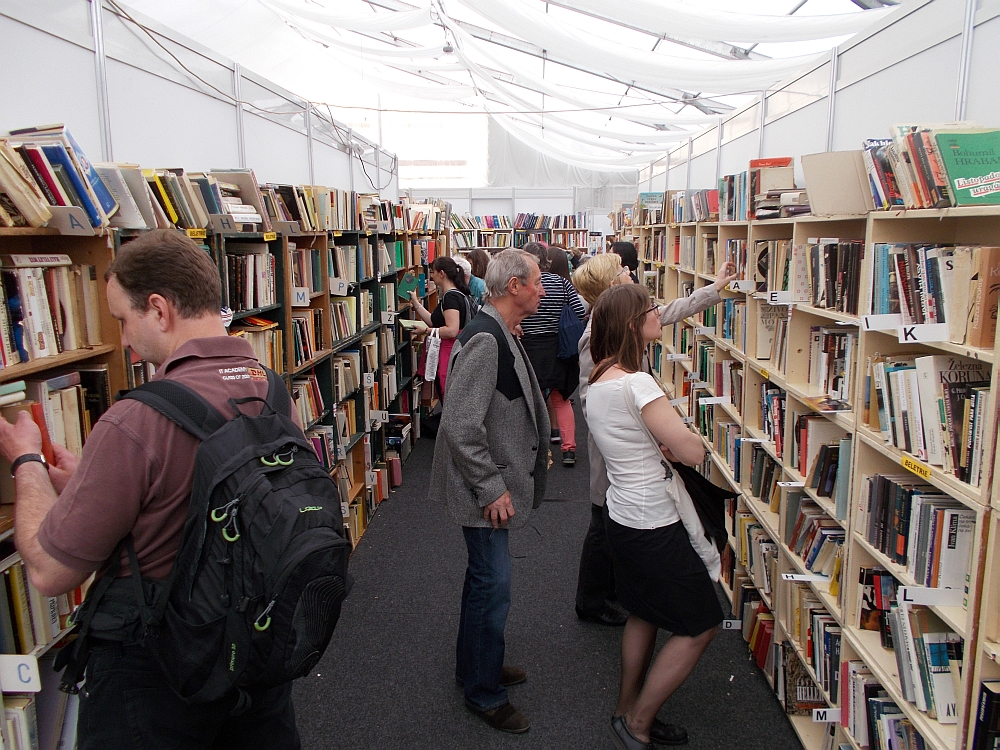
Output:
[546, 245, 571, 281]
[589, 284, 651, 383]
[432, 256, 470, 296]
[523, 241, 551, 272]
[468, 248, 490, 280]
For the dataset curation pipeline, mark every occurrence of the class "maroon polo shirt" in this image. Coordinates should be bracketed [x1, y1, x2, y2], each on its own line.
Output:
[38, 336, 301, 579]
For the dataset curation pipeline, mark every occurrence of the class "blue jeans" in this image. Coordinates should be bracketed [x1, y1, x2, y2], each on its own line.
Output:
[456, 526, 512, 711]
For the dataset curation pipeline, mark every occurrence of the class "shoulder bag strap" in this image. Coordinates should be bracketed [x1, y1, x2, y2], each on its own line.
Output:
[619, 373, 675, 482]
[121, 380, 228, 440]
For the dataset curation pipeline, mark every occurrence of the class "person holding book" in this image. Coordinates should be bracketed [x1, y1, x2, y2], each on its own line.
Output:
[429, 249, 549, 734]
[0, 230, 306, 749]
[586, 284, 723, 750]
[519, 242, 586, 466]
[573, 256, 737, 628]
[409, 256, 474, 398]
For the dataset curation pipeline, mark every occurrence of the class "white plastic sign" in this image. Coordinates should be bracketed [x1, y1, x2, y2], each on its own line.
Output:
[781, 573, 828, 582]
[694, 327, 714, 336]
[861, 314, 902, 331]
[372, 410, 389, 423]
[813, 709, 841, 723]
[669, 398, 686, 407]
[330, 278, 349, 296]
[381, 311, 396, 325]
[898, 586, 964, 607]
[777, 481, 805, 488]
[698, 396, 729, 405]
[682, 416, 694, 424]
[292, 287, 310, 307]
[728, 279, 753, 293]
[767, 290, 793, 305]
[363, 372, 375, 388]
[721, 619, 741, 630]
[897, 324, 949, 343]
[0, 655, 40, 692]
[665, 354, 691, 361]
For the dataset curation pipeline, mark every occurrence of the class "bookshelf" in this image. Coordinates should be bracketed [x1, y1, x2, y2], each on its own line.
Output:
[637, 207, 1000, 750]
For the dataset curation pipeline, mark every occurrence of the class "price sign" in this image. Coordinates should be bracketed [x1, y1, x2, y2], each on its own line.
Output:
[263, 231, 278, 242]
[901, 455, 932, 480]
[186, 228, 207, 239]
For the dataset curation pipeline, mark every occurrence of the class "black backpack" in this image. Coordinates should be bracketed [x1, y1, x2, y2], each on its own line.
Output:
[58, 368, 352, 705]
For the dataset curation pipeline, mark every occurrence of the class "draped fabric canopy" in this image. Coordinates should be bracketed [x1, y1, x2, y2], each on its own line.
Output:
[120, 0, 898, 182]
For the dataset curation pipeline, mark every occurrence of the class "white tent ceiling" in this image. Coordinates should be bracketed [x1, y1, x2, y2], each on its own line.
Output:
[116, 0, 902, 186]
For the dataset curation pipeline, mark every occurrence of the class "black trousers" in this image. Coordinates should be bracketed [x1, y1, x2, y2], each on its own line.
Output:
[575, 502, 617, 612]
[78, 640, 300, 750]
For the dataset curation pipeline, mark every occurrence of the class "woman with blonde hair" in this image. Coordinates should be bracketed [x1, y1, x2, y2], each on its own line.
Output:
[573, 256, 736, 629]
[587, 284, 722, 750]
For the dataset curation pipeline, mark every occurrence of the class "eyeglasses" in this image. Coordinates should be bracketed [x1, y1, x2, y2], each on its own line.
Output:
[617, 268, 630, 279]
[646, 303, 658, 314]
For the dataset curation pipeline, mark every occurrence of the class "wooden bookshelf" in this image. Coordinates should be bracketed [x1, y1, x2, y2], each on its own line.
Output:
[639, 207, 1000, 750]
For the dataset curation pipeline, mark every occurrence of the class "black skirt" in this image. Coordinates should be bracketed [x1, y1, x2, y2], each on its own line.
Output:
[603, 506, 724, 636]
[520, 332, 580, 399]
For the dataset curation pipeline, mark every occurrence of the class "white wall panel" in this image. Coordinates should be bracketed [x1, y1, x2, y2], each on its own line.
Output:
[244, 113, 309, 185]
[832, 37, 960, 152]
[0, 14, 103, 157]
[965, 14, 1000, 126]
[313, 142, 351, 191]
[689, 152, 718, 191]
[719, 132, 760, 180]
[106, 58, 239, 169]
[762, 99, 827, 186]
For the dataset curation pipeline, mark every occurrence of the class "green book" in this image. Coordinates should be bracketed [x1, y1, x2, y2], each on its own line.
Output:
[934, 129, 1000, 205]
[0, 381, 25, 397]
[396, 272, 418, 301]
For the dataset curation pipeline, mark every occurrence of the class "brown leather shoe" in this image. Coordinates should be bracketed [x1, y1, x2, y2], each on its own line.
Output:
[469, 702, 530, 733]
[455, 665, 527, 688]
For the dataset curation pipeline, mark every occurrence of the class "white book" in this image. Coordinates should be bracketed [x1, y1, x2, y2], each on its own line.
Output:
[905, 368, 927, 461]
[937, 507, 975, 590]
[93, 163, 148, 229]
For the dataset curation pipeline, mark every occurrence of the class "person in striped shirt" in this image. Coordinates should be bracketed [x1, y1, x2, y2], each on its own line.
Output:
[519, 242, 587, 467]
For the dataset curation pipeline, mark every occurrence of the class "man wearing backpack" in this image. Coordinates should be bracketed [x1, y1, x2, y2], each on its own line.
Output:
[0, 230, 348, 749]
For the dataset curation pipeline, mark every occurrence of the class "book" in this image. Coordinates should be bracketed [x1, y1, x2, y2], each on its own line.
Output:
[934, 129, 1000, 205]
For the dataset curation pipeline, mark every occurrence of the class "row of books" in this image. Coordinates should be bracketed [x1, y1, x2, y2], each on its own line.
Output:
[669, 189, 718, 224]
[789, 417, 852, 519]
[330, 298, 359, 341]
[228, 316, 282, 373]
[870, 243, 1000, 349]
[756, 238, 865, 316]
[223, 243, 277, 313]
[755, 189, 811, 220]
[290, 309, 324, 368]
[328, 240, 393, 284]
[785, 496, 845, 578]
[868, 352, 989, 485]
[0, 255, 102, 369]
[863, 124, 1000, 210]
[720, 298, 747, 352]
[291, 373, 325, 427]
[719, 158, 797, 222]
[290, 243, 323, 295]
[856, 568, 963, 723]
[734, 512, 777, 598]
[807, 327, 859, 410]
[451, 214, 512, 230]
[841, 662, 931, 750]
[759, 382, 787, 456]
[0, 553, 83, 657]
[858, 474, 975, 590]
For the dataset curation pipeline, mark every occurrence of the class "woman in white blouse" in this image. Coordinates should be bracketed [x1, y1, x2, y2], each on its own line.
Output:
[586, 284, 723, 750]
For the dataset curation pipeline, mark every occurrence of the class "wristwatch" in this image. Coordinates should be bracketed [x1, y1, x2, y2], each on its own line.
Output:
[10, 453, 47, 477]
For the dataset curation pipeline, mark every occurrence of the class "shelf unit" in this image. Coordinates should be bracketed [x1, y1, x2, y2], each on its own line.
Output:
[635, 208, 1000, 750]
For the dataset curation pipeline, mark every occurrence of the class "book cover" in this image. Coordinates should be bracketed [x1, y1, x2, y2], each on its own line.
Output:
[935, 129, 1000, 205]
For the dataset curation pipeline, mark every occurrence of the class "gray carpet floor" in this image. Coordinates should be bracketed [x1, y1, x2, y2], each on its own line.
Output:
[294, 409, 805, 750]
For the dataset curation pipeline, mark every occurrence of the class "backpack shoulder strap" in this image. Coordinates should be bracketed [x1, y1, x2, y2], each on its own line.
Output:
[264, 367, 292, 417]
[121, 380, 228, 441]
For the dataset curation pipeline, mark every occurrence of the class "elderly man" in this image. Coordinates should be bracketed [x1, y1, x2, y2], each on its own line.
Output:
[430, 249, 550, 734]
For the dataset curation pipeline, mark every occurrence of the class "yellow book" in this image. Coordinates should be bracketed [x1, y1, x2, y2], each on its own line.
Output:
[143, 169, 178, 225]
[7, 563, 35, 653]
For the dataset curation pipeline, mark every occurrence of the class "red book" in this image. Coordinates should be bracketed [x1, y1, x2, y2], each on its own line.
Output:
[29, 402, 55, 464]
[750, 157, 793, 168]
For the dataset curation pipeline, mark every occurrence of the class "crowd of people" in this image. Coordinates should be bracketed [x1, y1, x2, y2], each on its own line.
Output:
[429, 243, 739, 749]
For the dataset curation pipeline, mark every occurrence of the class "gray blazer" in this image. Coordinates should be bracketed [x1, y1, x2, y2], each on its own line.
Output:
[579, 284, 722, 507]
[430, 303, 550, 529]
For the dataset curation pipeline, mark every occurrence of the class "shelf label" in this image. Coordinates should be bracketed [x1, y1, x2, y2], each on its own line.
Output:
[365, 471, 377, 487]
[699, 396, 729, 405]
[861, 314, 902, 331]
[721, 619, 741, 630]
[777, 481, 805, 488]
[363, 372, 375, 388]
[684, 372, 700, 382]
[898, 586, 964, 607]
[759, 368, 770, 380]
[740, 438, 762, 443]
[46, 206, 95, 236]
[693, 381, 713, 389]
[728, 279, 753, 293]
[381, 311, 397, 325]
[292, 287, 310, 307]
[670, 398, 686, 407]
[897, 323, 949, 343]
[333, 231, 343, 237]
[186, 228, 207, 239]
[767, 290, 793, 305]
[900, 455, 932, 480]
[781, 573, 829, 582]
[330, 278, 349, 296]
[665, 354, 691, 361]
[372, 410, 389, 423]
[263, 231, 277, 242]
[682, 416, 694, 424]
[694, 326, 714, 336]
[812, 708, 841, 724]
[0, 655, 41, 692]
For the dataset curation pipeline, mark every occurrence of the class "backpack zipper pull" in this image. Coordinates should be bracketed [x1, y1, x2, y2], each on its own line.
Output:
[254, 598, 276, 632]
[211, 495, 241, 523]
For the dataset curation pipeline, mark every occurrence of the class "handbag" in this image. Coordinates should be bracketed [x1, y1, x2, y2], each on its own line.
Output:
[620, 374, 735, 553]
[557, 302, 585, 359]
[422, 327, 442, 382]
